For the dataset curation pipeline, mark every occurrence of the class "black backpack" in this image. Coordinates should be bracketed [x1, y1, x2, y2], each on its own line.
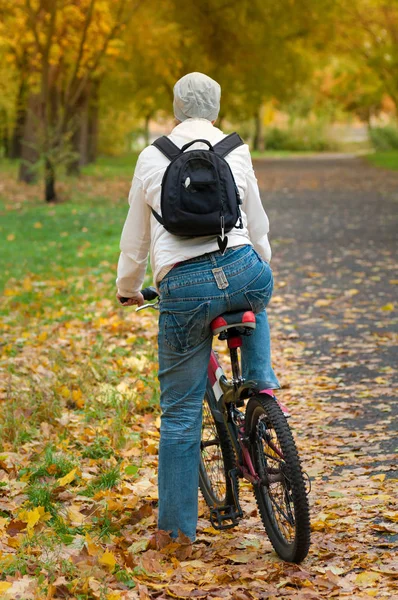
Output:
[151, 133, 244, 253]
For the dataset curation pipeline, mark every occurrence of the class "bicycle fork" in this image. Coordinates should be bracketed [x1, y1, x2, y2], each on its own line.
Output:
[236, 425, 262, 485]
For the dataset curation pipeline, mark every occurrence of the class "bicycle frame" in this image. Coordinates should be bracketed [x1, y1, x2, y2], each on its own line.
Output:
[207, 346, 270, 487]
[205, 329, 311, 558]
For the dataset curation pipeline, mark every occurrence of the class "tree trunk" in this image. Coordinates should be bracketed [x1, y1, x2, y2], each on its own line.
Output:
[66, 83, 88, 175]
[9, 80, 28, 159]
[79, 90, 90, 166]
[144, 114, 151, 147]
[45, 158, 57, 202]
[9, 111, 25, 159]
[19, 94, 41, 183]
[88, 79, 99, 163]
[253, 106, 264, 152]
[0, 109, 9, 158]
[67, 112, 84, 176]
[67, 125, 81, 176]
[365, 107, 372, 131]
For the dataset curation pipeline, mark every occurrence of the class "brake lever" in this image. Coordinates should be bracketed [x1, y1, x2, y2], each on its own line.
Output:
[135, 301, 160, 312]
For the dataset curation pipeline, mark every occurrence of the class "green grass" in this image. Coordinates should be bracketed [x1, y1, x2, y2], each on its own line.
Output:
[81, 153, 139, 178]
[366, 151, 398, 170]
[81, 435, 114, 459]
[0, 154, 145, 293]
[27, 481, 57, 514]
[0, 392, 62, 449]
[0, 207, 126, 301]
[0, 152, 139, 180]
[251, 149, 314, 158]
[83, 466, 121, 497]
[0, 200, 128, 291]
[29, 446, 78, 481]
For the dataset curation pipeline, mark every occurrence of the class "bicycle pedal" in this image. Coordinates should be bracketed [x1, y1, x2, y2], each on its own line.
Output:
[209, 505, 242, 530]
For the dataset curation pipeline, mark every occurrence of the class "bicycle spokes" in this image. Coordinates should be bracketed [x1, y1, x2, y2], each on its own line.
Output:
[201, 399, 228, 501]
[256, 419, 296, 543]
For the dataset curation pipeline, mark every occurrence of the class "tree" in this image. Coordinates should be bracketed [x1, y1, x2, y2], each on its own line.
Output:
[1, 0, 143, 200]
[160, 0, 335, 148]
[98, 2, 180, 154]
[0, 3, 21, 158]
[98, 0, 332, 152]
[334, 0, 398, 119]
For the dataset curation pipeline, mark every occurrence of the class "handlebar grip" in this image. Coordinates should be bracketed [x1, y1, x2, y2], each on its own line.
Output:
[119, 287, 159, 304]
[142, 286, 159, 301]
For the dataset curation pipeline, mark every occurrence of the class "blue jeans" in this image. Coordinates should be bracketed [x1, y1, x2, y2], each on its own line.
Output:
[157, 244, 279, 541]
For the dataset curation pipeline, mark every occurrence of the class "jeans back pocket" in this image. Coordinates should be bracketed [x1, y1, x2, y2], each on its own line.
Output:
[244, 267, 274, 314]
[163, 301, 210, 353]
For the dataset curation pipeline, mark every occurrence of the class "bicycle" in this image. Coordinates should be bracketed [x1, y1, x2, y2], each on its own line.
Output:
[122, 286, 311, 563]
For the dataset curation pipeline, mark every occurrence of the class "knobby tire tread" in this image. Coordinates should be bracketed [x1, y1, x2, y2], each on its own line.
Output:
[246, 394, 311, 563]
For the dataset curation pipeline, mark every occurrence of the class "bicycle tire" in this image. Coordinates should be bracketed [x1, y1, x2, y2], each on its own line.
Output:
[199, 383, 236, 507]
[245, 394, 311, 563]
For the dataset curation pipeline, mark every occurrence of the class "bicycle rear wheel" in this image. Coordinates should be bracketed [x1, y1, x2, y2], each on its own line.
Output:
[245, 394, 311, 563]
[199, 384, 236, 507]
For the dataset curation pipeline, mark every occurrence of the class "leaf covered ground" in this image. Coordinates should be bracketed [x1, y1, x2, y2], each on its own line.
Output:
[0, 158, 397, 599]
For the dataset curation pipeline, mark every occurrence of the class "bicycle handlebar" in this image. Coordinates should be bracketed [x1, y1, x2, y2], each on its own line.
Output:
[119, 286, 159, 304]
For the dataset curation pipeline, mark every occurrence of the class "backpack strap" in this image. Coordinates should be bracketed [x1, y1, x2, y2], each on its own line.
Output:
[152, 136, 182, 161]
[151, 137, 182, 226]
[213, 133, 244, 158]
[151, 208, 164, 225]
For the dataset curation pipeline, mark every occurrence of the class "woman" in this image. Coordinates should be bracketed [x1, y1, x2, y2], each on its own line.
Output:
[116, 72, 279, 542]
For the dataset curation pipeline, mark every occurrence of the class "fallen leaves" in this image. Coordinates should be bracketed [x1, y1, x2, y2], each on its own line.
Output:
[57, 467, 78, 487]
[1, 162, 397, 599]
[355, 571, 380, 586]
[0, 576, 38, 598]
[99, 550, 117, 570]
[147, 530, 193, 561]
[19, 506, 51, 531]
[381, 302, 394, 311]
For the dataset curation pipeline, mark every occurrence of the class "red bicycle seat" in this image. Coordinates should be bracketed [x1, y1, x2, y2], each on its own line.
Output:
[211, 310, 256, 336]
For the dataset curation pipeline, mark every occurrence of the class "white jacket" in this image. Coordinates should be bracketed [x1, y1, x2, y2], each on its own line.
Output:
[116, 118, 271, 297]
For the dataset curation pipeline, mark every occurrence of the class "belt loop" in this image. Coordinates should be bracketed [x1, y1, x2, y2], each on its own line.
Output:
[159, 278, 170, 297]
[209, 252, 217, 267]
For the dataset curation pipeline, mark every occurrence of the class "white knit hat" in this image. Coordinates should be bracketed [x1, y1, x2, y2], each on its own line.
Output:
[173, 72, 221, 122]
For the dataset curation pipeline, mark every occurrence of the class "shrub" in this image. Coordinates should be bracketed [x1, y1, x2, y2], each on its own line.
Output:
[369, 126, 398, 151]
[264, 128, 292, 150]
[263, 123, 337, 152]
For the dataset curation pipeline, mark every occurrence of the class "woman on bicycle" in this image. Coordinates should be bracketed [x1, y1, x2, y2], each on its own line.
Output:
[116, 72, 279, 543]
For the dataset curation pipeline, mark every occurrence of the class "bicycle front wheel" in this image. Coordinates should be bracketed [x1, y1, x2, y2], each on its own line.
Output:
[245, 394, 311, 563]
[199, 384, 236, 508]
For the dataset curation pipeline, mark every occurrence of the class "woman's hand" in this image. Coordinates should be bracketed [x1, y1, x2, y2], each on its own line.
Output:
[116, 292, 145, 307]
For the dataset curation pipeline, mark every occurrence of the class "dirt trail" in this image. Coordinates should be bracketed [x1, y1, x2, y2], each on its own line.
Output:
[256, 155, 397, 459]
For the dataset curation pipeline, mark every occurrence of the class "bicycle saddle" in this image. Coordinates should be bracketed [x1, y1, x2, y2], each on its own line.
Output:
[211, 310, 256, 336]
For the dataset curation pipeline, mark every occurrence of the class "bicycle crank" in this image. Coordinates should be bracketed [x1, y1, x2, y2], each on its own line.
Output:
[209, 468, 243, 530]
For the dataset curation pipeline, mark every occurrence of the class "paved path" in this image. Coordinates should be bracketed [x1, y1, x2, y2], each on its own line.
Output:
[256, 156, 397, 457]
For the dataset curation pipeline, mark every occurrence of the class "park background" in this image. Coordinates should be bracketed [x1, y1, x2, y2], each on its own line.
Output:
[0, 1, 397, 599]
